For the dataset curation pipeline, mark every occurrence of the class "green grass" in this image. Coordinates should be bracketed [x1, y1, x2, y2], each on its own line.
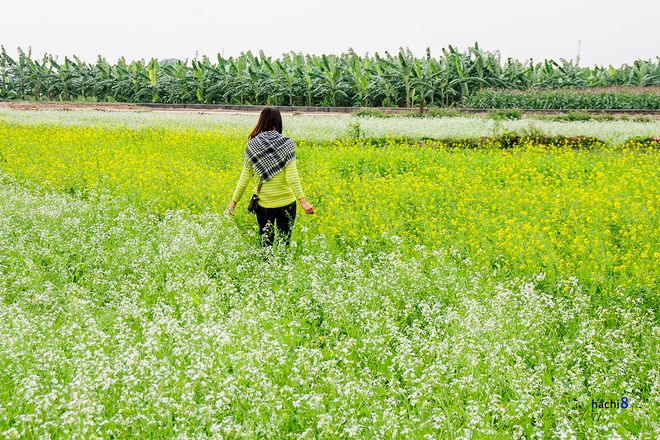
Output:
[352, 108, 391, 118]
[463, 88, 660, 110]
[352, 108, 466, 119]
[488, 109, 523, 120]
[427, 108, 462, 118]
[352, 108, 463, 119]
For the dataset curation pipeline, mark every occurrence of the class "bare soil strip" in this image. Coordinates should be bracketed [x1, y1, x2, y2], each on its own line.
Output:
[0, 102, 348, 116]
[2, 101, 660, 116]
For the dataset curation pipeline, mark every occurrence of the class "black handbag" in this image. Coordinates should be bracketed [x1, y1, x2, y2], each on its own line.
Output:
[247, 182, 263, 214]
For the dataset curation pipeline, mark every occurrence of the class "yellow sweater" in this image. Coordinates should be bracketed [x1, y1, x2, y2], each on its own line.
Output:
[232, 160, 305, 208]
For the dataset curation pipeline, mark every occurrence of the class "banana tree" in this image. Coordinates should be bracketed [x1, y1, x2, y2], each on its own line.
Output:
[379, 48, 414, 107]
[83, 56, 109, 101]
[631, 60, 659, 87]
[275, 55, 300, 106]
[26, 55, 52, 101]
[51, 56, 76, 100]
[298, 54, 316, 106]
[9, 47, 33, 101]
[227, 55, 251, 104]
[210, 55, 234, 104]
[146, 58, 160, 102]
[159, 60, 190, 103]
[191, 58, 214, 103]
[554, 58, 587, 88]
[246, 64, 269, 105]
[370, 54, 397, 107]
[410, 52, 438, 113]
[248, 51, 282, 105]
[71, 55, 91, 99]
[110, 57, 150, 102]
[345, 48, 371, 106]
[254, 50, 280, 105]
[445, 46, 497, 103]
[0, 46, 10, 99]
[39, 54, 58, 101]
[312, 54, 347, 107]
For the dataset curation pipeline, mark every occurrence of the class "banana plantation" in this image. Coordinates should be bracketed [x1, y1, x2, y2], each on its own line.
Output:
[1, 44, 660, 107]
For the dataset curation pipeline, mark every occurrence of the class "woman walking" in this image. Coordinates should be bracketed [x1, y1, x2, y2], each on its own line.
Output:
[227, 107, 314, 247]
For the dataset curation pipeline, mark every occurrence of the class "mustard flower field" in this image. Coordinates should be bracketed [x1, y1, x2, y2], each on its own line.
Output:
[0, 109, 659, 438]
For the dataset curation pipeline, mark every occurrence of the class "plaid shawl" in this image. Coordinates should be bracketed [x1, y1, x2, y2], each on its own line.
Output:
[244, 131, 295, 183]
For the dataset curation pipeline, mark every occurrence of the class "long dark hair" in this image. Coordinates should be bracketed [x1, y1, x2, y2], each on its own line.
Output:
[248, 107, 283, 140]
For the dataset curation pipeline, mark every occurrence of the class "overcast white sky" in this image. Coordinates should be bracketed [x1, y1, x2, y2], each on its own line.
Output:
[2, 0, 658, 67]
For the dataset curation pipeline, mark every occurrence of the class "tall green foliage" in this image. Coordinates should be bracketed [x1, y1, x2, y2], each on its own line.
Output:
[1, 44, 660, 107]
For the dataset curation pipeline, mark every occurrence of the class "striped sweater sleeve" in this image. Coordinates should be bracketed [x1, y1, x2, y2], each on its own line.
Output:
[232, 161, 255, 203]
[285, 160, 305, 200]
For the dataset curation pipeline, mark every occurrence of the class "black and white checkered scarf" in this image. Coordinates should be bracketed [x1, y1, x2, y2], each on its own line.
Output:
[244, 131, 296, 183]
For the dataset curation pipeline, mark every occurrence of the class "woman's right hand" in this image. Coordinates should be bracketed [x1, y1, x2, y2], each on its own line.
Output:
[299, 198, 315, 215]
[227, 200, 237, 216]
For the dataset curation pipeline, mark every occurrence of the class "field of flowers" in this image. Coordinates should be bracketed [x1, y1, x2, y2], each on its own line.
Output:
[1, 109, 659, 438]
[1, 110, 659, 304]
[2, 108, 660, 143]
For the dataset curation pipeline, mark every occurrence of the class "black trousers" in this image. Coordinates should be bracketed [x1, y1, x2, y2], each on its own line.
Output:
[256, 201, 296, 247]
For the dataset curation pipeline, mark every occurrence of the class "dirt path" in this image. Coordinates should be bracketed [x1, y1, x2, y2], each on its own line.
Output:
[0, 101, 348, 116]
[3, 101, 659, 117]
